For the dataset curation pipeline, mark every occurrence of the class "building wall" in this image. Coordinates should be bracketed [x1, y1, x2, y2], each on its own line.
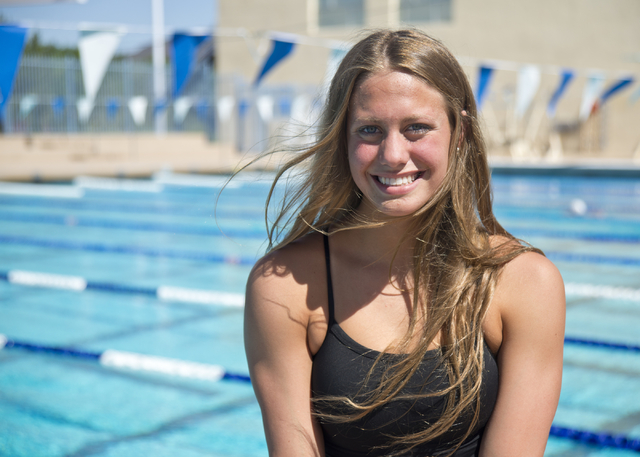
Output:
[217, 0, 640, 158]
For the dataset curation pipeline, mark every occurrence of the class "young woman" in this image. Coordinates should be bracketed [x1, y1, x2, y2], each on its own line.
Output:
[244, 29, 565, 457]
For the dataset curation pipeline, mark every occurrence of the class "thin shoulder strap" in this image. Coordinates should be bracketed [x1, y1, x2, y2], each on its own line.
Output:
[323, 234, 336, 324]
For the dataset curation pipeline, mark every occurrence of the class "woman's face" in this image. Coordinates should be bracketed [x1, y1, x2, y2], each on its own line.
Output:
[347, 70, 452, 219]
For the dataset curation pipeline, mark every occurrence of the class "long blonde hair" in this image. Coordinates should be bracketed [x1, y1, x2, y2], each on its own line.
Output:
[259, 29, 540, 454]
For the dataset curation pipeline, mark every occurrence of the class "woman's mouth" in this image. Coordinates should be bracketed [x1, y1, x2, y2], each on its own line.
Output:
[376, 172, 423, 187]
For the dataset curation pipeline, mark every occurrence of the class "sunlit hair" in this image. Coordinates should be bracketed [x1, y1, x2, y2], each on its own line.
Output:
[257, 29, 540, 455]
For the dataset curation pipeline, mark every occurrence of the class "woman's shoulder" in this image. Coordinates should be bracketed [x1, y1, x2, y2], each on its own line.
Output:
[490, 235, 565, 324]
[246, 231, 328, 315]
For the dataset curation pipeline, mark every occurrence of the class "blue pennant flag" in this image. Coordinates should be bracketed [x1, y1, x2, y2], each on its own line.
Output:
[0, 25, 28, 121]
[52, 96, 65, 116]
[600, 77, 635, 105]
[547, 69, 575, 118]
[106, 98, 120, 119]
[254, 39, 296, 86]
[195, 99, 209, 120]
[474, 65, 494, 111]
[172, 33, 209, 97]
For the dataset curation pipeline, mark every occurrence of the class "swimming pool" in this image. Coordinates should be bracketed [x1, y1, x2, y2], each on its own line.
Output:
[0, 170, 639, 456]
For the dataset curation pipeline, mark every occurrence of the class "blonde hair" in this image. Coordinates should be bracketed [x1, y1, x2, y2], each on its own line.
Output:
[260, 29, 540, 454]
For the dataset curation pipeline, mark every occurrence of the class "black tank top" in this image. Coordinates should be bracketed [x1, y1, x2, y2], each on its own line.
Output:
[311, 235, 499, 457]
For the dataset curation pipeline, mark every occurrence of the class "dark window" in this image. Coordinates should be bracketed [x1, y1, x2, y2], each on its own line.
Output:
[400, 0, 452, 23]
[319, 0, 365, 27]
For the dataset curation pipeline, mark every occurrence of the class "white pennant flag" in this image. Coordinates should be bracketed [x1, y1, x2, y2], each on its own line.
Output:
[216, 96, 235, 122]
[77, 97, 94, 123]
[128, 96, 148, 126]
[257, 95, 274, 121]
[19, 94, 38, 118]
[515, 65, 541, 118]
[173, 96, 194, 124]
[579, 74, 606, 120]
[78, 30, 122, 105]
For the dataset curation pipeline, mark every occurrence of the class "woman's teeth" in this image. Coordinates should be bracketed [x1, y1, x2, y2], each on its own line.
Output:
[377, 173, 421, 186]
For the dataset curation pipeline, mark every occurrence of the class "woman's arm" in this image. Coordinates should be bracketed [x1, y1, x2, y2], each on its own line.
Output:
[480, 251, 566, 456]
[244, 248, 325, 457]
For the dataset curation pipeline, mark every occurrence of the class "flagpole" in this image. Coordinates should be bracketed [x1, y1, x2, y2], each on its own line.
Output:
[152, 0, 167, 135]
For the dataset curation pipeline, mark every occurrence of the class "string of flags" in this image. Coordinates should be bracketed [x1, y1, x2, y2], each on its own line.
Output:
[1, 23, 638, 128]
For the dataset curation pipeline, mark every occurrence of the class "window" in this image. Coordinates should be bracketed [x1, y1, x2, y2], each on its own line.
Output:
[400, 0, 452, 23]
[319, 0, 364, 27]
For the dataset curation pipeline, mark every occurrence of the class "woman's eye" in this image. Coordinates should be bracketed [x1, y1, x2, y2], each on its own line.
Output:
[407, 124, 430, 133]
[359, 126, 380, 135]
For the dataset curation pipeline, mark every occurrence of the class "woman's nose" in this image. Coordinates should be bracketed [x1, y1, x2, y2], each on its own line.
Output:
[378, 132, 409, 168]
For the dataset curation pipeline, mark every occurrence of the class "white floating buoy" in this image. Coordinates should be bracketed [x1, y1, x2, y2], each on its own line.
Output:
[569, 198, 588, 216]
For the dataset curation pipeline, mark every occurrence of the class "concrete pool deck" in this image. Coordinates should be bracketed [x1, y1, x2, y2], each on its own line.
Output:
[2, 133, 640, 181]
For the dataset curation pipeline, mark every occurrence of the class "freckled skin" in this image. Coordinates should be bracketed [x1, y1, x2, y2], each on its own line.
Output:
[348, 70, 452, 219]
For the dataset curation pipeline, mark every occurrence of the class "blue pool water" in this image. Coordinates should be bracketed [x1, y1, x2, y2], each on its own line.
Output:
[0, 171, 639, 456]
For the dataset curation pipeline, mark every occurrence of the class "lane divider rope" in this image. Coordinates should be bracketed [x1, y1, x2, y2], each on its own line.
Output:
[1, 270, 245, 307]
[5, 271, 640, 350]
[1, 333, 638, 451]
[3, 209, 640, 244]
[0, 335, 251, 383]
[0, 211, 265, 239]
[0, 235, 256, 265]
[2, 234, 640, 268]
[549, 425, 640, 452]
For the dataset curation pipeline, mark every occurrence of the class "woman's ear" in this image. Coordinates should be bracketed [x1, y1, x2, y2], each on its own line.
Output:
[457, 110, 468, 149]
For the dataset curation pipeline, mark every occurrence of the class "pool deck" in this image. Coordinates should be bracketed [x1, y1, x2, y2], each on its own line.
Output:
[2, 133, 640, 181]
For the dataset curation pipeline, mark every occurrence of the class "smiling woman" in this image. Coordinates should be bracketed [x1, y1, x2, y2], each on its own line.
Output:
[244, 29, 565, 457]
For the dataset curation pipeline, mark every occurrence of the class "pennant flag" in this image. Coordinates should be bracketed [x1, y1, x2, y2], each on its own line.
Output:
[278, 96, 292, 117]
[216, 96, 235, 122]
[195, 99, 208, 121]
[238, 99, 250, 118]
[106, 98, 120, 119]
[599, 77, 635, 105]
[547, 69, 575, 118]
[154, 99, 168, 113]
[173, 96, 194, 124]
[0, 25, 28, 120]
[78, 29, 122, 119]
[127, 96, 148, 126]
[172, 33, 209, 97]
[475, 65, 494, 111]
[257, 95, 274, 121]
[77, 97, 94, 123]
[19, 94, 38, 118]
[579, 74, 605, 120]
[515, 65, 541, 118]
[254, 38, 297, 86]
[52, 96, 65, 116]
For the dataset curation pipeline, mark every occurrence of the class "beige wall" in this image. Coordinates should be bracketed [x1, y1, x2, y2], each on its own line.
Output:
[217, 0, 640, 158]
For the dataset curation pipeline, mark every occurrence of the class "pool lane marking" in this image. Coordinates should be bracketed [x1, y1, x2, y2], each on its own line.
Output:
[4, 210, 640, 244]
[0, 182, 84, 199]
[0, 235, 256, 265]
[0, 335, 251, 383]
[1, 270, 244, 307]
[2, 334, 638, 451]
[3, 269, 640, 306]
[549, 425, 640, 452]
[0, 211, 265, 239]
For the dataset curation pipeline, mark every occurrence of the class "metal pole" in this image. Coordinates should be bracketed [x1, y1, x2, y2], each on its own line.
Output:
[152, 0, 167, 134]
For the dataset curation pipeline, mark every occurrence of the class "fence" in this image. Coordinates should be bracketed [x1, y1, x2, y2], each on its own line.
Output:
[3, 55, 323, 154]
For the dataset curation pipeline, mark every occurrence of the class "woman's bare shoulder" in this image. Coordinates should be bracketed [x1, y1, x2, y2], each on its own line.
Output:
[246, 232, 327, 315]
[491, 237, 565, 325]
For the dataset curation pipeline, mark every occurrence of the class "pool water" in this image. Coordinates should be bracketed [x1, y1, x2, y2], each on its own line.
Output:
[0, 172, 639, 456]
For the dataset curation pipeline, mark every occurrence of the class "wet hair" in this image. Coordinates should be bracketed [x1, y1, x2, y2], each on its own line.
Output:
[259, 29, 540, 455]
